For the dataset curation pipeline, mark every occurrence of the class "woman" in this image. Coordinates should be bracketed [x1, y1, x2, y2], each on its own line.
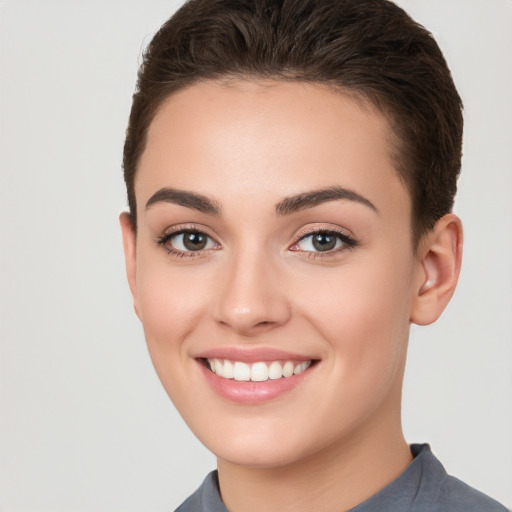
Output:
[119, 0, 508, 510]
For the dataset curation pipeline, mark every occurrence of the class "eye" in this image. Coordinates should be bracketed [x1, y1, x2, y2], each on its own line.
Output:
[290, 230, 356, 254]
[158, 229, 219, 254]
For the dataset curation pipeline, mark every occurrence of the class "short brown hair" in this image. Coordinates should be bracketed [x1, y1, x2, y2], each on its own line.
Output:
[123, 0, 463, 243]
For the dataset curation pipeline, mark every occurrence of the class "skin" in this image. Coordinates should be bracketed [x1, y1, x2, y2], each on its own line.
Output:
[120, 80, 462, 511]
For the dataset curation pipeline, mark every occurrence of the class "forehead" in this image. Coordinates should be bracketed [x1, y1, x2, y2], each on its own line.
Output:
[136, 80, 410, 221]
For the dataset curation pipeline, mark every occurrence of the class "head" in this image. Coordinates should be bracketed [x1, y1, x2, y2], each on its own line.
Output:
[123, 0, 463, 246]
[120, 0, 463, 470]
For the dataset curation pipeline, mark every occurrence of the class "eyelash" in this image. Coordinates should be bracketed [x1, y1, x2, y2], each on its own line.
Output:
[290, 228, 357, 259]
[156, 225, 357, 260]
[156, 225, 219, 259]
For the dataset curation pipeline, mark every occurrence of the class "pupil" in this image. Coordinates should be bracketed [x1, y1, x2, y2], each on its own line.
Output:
[312, 233, 336, 251]
[183, 232, 207, 250]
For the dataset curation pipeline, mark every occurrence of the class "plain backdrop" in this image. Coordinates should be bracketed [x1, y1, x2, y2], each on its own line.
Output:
[0, 0, 511, 510]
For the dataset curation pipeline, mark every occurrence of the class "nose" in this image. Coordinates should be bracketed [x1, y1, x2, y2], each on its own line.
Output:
[213, 249, 291, 336]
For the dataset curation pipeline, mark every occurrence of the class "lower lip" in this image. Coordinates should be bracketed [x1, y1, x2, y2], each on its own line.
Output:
[198, 361, 313, 404]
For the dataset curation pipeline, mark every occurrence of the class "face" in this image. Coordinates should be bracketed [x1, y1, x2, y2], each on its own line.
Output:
[122, 80, 426, 469]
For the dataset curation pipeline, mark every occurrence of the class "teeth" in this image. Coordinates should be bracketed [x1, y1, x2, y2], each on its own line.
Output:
[282, 361, 294, 378]
[268, 361, 283, 380]
[223, 360, 234, 379]
[207, 359, 312, 382]
[214, 359, 223, 376]
[251, 362, 269, 382]
[294, 361, 309, 375]
[233, 361, 251, 381]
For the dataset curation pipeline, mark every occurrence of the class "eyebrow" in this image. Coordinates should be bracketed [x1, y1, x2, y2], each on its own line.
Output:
[145, 185, 377, 217]
[145, 187, 221, 215]
[275, 186, 378, 216]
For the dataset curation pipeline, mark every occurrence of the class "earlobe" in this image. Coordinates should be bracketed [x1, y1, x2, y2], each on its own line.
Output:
[410, 214, 463, 326]
[119, 212, 141, 319]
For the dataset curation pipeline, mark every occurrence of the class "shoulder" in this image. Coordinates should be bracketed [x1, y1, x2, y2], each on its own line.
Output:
[174, 471, 227, 512]
[435, 473, 508, 512]
[412, 444, 508, 512]
[175, 488, 203, 512]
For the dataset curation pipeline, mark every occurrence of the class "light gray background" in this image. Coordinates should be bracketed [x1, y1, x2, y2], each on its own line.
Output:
[0, 0, 510, 510]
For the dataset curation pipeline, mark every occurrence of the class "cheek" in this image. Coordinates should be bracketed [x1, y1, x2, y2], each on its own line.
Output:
[135, 257, 211, 354]
[297, 255, 414, 376]
[134, 261, 215, 413]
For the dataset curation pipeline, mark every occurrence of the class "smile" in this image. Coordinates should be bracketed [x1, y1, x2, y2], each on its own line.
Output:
[197, 351, 318, 403]
[207, 359, 312, 382]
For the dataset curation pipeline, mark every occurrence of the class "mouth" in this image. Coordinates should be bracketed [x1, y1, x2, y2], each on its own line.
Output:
[195, 348, 319, 403]
[202, 358, 314, 382]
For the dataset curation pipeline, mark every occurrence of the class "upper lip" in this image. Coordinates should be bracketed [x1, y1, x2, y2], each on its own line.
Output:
[195, 346, 317, 363]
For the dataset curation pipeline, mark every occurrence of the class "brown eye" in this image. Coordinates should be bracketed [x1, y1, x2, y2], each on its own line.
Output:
[163, 230, 217, 252]
[291, 229, 356, 255]
[312, 233, 337, 252]
[182, 232, 208, 250]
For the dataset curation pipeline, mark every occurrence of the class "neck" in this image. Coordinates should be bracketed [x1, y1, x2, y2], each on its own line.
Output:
[217, 400, 411, 512]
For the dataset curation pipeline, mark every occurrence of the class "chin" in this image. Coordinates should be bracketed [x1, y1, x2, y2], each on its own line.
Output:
[188, 413, 340, 470]
[214, 441, 309, 469]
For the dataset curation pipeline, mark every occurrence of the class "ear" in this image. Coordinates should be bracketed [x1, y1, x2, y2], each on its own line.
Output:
[410, 213, 463, 326]
[119, 212, 141, 319]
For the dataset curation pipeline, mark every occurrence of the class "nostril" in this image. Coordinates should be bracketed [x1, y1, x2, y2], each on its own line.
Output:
[213, 278, 292, 333]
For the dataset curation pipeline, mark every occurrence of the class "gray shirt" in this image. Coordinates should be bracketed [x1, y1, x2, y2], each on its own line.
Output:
[175, 444, 508, 511]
